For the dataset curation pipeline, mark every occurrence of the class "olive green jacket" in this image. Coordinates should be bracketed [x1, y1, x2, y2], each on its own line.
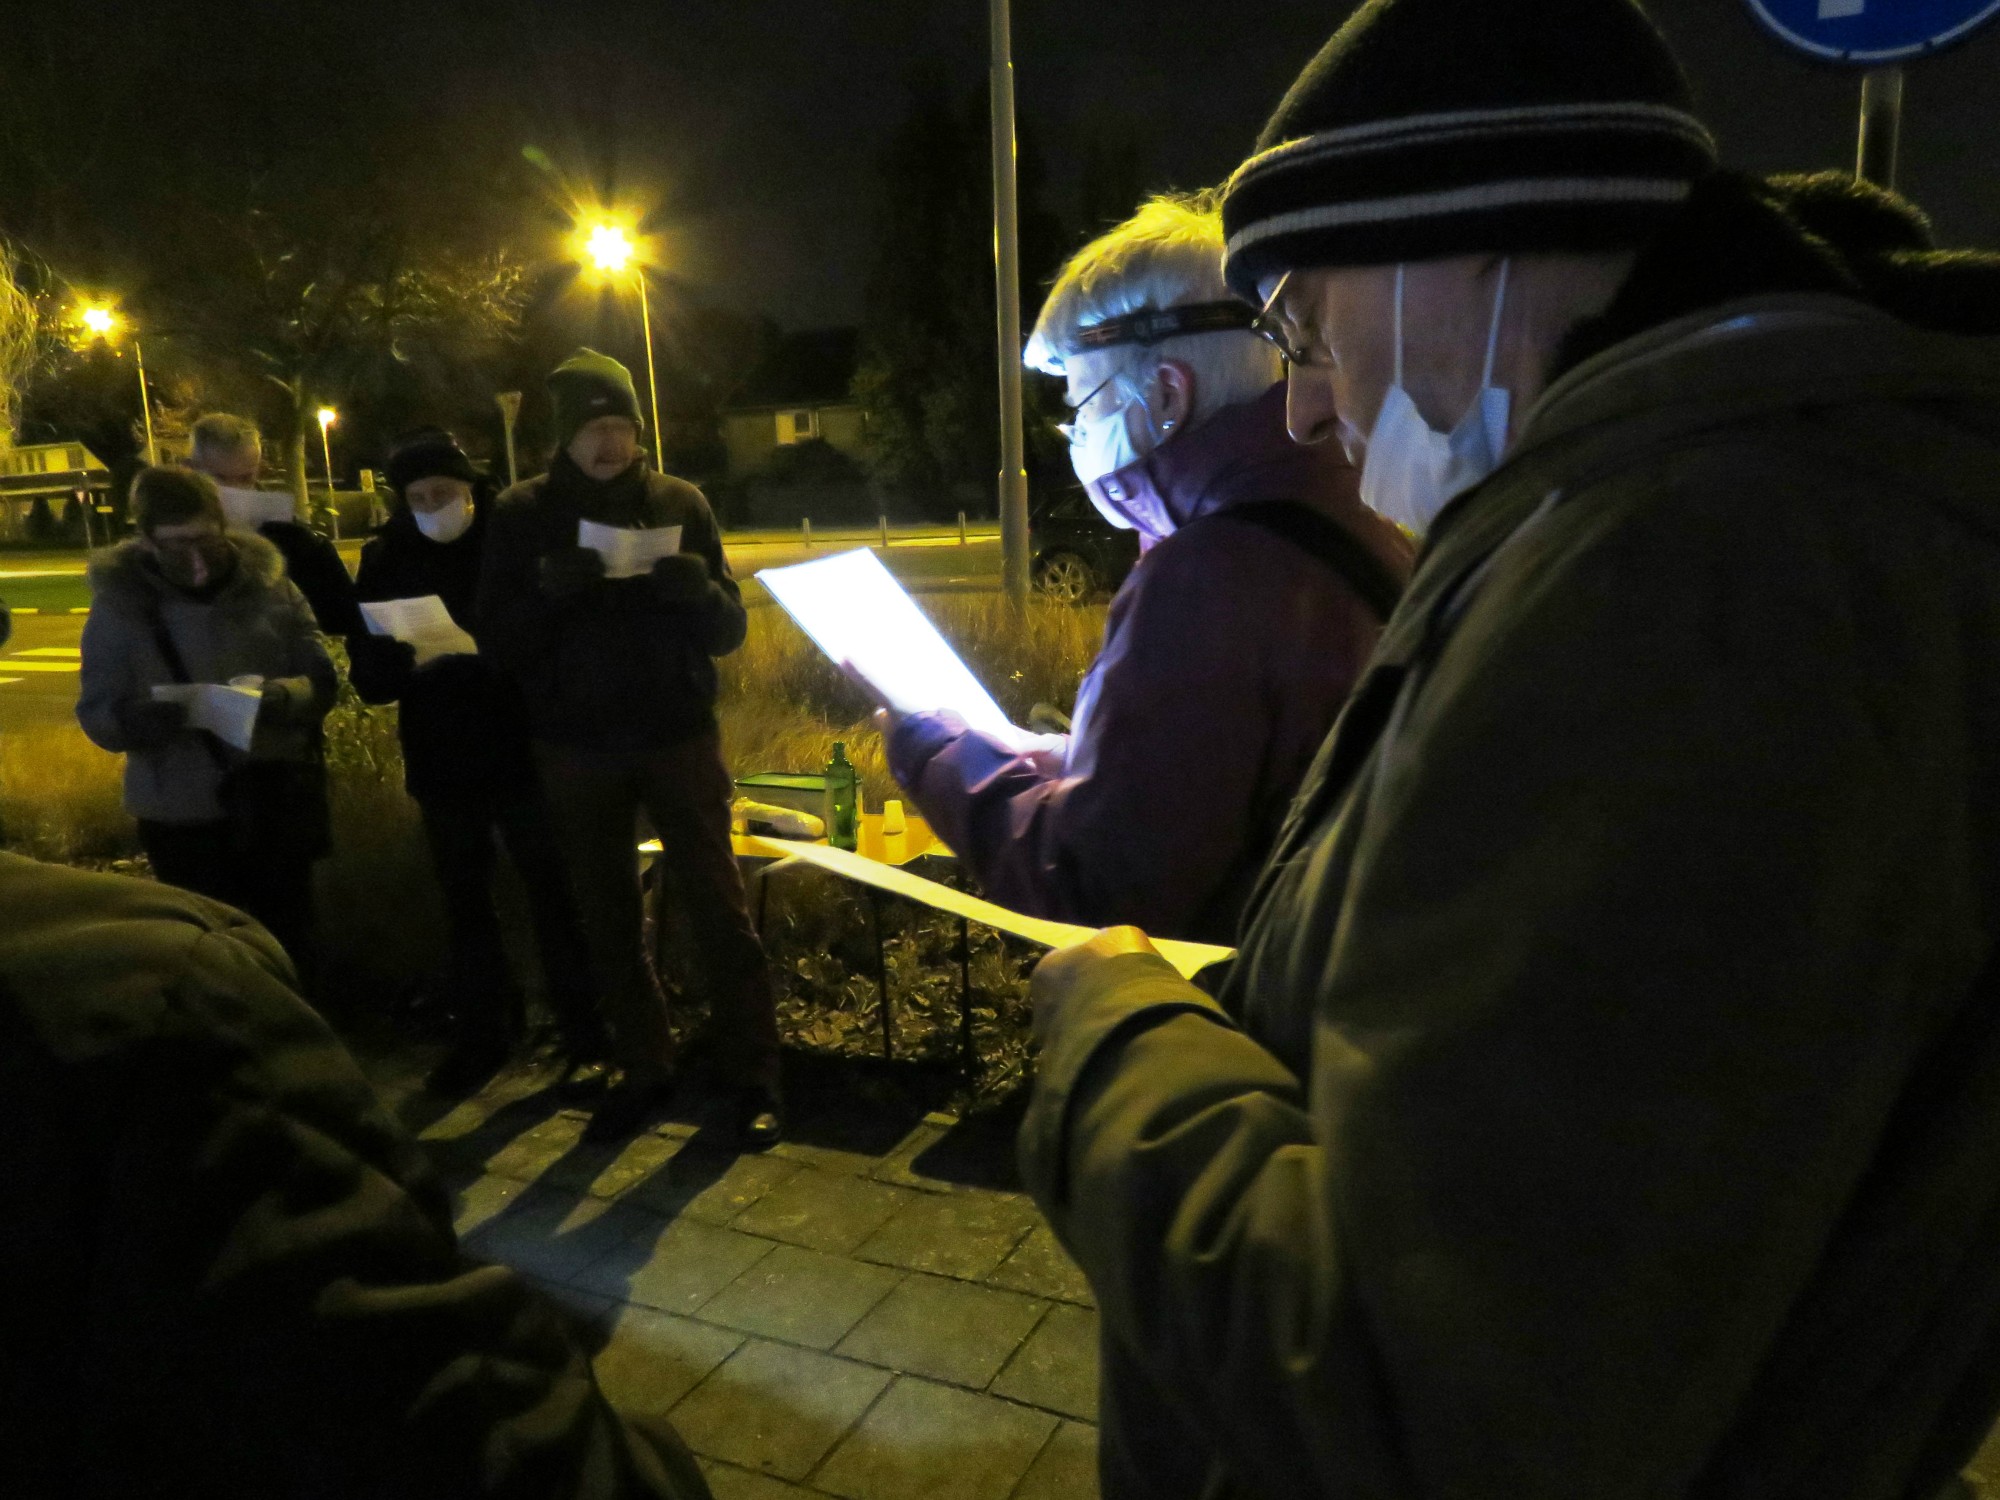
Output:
[0, 853, 708, 1498]
[1022, 296, 2000, 1500]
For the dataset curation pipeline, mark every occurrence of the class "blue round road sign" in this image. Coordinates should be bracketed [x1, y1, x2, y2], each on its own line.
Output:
[1743, 0, 2000, 62]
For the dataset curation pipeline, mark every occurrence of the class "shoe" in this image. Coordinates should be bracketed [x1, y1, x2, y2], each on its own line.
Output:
[583, 1076, 676, 1144]
[554, 1055, 613, 1102]
[731, 1085, 785, 1151]
[424, 1033, 512, 1096]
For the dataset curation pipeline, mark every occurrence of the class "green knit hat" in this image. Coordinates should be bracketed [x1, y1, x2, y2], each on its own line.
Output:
[548, 347, 643, 446]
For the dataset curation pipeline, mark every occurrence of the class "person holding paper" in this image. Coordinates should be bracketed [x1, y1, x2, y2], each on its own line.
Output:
[347, 428, 604, 1095]
[875, 193, 1410, 947]
[189, 412, 362, 638]
[77, 465, 336, 980]
[479, 349, 781, 1147]
[1017, 4, 2000, 1497]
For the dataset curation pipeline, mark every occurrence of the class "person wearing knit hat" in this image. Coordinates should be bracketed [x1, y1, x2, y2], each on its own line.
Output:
[1019, 2, 2000, 1497]
[478, 350, 784, 1148]
[348, 428, 605, 1096]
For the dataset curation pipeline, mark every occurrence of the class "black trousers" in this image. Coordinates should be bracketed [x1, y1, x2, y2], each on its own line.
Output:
[137, 818, 317, 987]
[418, 792, 599, 1047]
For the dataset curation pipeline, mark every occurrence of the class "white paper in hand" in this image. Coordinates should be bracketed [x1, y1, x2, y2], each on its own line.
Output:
[360, 595, 479, 664]
[152, 682, 264, 752]
[756, 548, 1013, 738]
[578, 518, 683, 579]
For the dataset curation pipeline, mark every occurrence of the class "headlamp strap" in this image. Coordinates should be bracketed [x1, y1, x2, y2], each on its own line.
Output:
[1072, 301, 1256, 353]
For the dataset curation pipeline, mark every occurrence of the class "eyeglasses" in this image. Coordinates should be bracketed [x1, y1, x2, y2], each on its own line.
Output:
[1054, 372, 1122, 444]
[1248, 273, 1335, 369]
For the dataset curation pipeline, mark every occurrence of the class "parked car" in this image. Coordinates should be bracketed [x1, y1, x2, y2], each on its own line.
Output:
[1031, 489, 1140, 604]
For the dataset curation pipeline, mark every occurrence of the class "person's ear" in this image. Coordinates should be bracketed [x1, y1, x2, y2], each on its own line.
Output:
[1152, 359, 1197, 435]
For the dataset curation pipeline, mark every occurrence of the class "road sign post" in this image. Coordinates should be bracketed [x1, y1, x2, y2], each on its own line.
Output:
[1741, 1, 2000, 187]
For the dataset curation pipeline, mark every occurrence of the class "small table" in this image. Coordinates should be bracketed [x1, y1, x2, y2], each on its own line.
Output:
[641, 813, 976, 1069]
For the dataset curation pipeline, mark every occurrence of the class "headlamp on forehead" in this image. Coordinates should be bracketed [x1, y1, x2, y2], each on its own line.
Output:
[1069, 301, 1256, 355]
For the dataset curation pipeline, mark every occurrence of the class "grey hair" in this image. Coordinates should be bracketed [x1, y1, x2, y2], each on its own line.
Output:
[189, 412, 262, 464]
[1025, 190, 1279, 422]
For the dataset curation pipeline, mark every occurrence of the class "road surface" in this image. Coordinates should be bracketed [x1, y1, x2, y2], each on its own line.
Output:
[0, 531, 1005, 733]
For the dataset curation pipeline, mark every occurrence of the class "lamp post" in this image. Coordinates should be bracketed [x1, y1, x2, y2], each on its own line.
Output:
[580, 222, 666, 471]
[316, 406, 340, 541]
[989, 0, 1031, 608]
[79, 305, 158, 466]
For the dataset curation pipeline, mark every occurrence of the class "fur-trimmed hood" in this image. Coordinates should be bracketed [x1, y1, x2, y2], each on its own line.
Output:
[86, 529, 289, 611]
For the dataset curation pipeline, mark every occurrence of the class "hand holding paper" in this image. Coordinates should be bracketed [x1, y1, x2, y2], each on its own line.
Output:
[579, 518, 683, 579]
[151, 681, 264, 752]
[360, 596, 479, 665]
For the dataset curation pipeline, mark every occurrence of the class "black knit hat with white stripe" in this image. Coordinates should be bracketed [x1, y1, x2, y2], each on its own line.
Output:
[1220, 0, 1717, 300]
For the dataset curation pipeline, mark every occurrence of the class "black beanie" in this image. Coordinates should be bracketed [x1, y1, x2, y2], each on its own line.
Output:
[385, 427, 478, 494]
[548, 347, 643, 447]
[1220, 0, 1718, 299]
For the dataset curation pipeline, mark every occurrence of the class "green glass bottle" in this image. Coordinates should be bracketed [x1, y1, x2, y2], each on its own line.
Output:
[824, 741, 859, 851]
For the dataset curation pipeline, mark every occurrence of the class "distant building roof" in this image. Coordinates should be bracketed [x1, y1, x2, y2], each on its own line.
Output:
[731, 327, 860, 411]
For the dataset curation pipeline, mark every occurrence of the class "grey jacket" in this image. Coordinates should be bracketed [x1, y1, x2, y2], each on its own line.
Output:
[1021, 295, 2000, 1500]
[77, 532, 336, 823]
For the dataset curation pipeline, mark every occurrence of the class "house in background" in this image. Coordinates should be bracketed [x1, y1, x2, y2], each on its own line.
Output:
[0, 439, 113, 544]
[720, 327, 867, 483]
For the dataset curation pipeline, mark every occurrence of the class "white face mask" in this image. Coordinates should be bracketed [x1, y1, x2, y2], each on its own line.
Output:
[1065, 373, 1147, 492]
[413, 496, 474, 544]
[1357, 259, 1512, 537]
[216, 485, 295, 530]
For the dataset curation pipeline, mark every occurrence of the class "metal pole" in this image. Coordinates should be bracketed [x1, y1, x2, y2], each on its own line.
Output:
[496, 391, 522, 488]
[1856, 66, 1905, 190]
[133, 339, 158, 466]
[637, 271, 666, 473]
[319, 422, 339, 541]
[990, 0, 1031, 609]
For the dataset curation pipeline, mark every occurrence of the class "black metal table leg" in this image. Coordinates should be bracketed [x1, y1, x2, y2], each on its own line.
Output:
[957, 913, 974, 1078]
[866, 887, 894, 1061]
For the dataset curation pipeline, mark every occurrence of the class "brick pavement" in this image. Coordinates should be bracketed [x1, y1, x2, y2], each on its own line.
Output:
[367, 1057, 1101, 1500]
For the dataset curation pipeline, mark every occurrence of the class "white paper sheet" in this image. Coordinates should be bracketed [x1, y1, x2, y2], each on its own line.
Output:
[578, 518, 683, 579]
[756, 549, 1015, 739]
[216, 486, 297, 530]
[360, 595, 479, 664]
[742, 835, 1236, 980]
[152, 681, 264, 752]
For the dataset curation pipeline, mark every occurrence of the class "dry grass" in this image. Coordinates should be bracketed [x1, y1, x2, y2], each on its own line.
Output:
[0, 722, 134, 863]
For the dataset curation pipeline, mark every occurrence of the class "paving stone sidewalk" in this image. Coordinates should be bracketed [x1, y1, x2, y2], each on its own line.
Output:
[367, 1056, 1101, 1500]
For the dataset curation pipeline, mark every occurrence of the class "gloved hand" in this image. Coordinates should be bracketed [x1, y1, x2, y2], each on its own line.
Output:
[539, 546, 606, 600]
[118, 696, 188, 751]
[351, 633, 418, 679]
[648, 553, 714, 607]
[259, 679, 294, 719]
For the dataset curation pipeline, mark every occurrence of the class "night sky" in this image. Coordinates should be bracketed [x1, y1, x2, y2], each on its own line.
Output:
[502, 0, 2000, 327]
[6, 0, 1998, 330]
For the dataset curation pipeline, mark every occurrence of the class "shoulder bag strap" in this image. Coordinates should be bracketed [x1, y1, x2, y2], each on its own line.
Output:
[1212, 500, 1407, 623]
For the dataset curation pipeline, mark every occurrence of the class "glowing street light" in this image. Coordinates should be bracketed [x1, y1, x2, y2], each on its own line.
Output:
[76, 303, 158, 466]
[575, 218, 664, 470]
[315, 407, 341, 539]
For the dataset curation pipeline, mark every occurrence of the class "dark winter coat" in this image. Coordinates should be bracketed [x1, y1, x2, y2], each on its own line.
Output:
[257, 519, 362, 639]
[477, 456, 747, 751]
[77, 531, 336, 823]
[348, 498, 538, 807]
[1020, 177, 2000, 1500]
[889, 383, 1410, 945]
[0, 851, 709, 1498]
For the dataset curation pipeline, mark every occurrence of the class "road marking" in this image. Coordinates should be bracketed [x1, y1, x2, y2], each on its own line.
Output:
[14, 647, 80, 658]
[0, 678, 20, 687]
[69, 607, 90, 614]
[0, 660, 80, 672]
[8, 606, 38, 615]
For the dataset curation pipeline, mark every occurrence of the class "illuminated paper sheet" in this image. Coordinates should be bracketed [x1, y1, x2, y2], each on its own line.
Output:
[743, 835, 1236, 980]
[579, 518, 683, 578]
[360, 595, 479, 664]
[217, 487, 297, 529]
[756, 549, 1014, 738]
[151, 681, 263, 752]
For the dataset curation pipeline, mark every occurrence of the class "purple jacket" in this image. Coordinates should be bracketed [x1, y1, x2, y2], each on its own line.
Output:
[888, 383, 1412, 945]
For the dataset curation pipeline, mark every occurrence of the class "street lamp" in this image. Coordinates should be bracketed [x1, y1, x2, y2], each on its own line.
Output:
[77, 304, 159, 467]
[577, 219, 665, 470]
[316, 407, 340, 540]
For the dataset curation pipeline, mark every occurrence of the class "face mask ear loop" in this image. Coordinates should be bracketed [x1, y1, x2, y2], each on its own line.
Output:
[1480, 257, 1511, 389]
[1393, 263, 1407, 388]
